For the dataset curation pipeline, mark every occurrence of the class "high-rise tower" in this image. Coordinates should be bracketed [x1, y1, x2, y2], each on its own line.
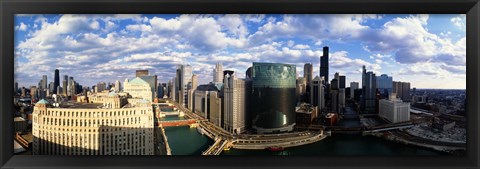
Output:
[53, 69, 59, 94]
[320, 46, 329, 85]
[213, 63, 223, 83]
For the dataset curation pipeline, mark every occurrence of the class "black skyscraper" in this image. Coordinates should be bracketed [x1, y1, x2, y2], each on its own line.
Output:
[53, 69, 60, 94]
[320, 46, 329, 84]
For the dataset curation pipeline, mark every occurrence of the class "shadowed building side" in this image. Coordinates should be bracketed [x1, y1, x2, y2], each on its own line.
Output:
[251, 62, 296, 134]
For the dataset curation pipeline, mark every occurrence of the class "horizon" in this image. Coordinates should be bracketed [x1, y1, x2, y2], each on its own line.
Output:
[14, 14, 466, 89]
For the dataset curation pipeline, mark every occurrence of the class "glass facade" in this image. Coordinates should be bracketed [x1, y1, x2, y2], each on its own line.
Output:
[251, 63, 296, 133]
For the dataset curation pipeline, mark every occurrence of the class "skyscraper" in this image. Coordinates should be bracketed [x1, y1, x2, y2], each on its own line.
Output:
[176, 65, 192, 108]
[310, 76, 325, 110]
[224, 73, 251, 134]
[303, 63, 313, 84]
[320, 46, 329, 85]
[213, 63, 223, 83]
[42, 75, 47, 90]
[362, 66, 377, 114]
[304, 63, 313, 103]
[53, 69, 59, 94]
[136, 70, 149, 77]
[350, 82, 359, 99]
[339, 76, 346, 89]
[251, 62, 296, 134]
[377, 74, 393, 96]
[115, 80, 121, 92]
[62, 75, 68, 96]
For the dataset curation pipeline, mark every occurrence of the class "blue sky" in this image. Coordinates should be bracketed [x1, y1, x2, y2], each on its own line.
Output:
[14, 14, 466, 89]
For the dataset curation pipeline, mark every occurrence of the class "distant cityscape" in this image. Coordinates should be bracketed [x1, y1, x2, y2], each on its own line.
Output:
[13, 46, 466, 155]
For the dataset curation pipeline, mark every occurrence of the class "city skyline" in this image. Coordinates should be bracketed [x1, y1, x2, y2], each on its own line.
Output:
[14, 14, 466, 89]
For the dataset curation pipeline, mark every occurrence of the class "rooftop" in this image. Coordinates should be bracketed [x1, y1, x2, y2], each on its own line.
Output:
[57, 102, 103, 109]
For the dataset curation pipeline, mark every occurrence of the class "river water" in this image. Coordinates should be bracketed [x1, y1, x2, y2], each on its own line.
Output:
[162, 111, 445, 155]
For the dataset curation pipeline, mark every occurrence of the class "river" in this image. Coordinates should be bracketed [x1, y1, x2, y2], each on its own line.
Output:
[161, 110, 446, 155]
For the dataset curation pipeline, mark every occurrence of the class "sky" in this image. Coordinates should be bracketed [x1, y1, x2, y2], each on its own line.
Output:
[14, 14, 466, 89]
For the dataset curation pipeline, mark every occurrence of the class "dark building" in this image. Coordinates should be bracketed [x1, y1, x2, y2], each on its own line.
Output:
[223, 70, 235, 77]
[15, 82, 18, 94]
[245, 66, 253, 79]
[339, 76, 346, 89]
[362, 66, 377, 114]
[320, 46, 329, 85]
[136, 70, 149, 77]
[251, 62, 296, 134]
[53, 69, 60, 94]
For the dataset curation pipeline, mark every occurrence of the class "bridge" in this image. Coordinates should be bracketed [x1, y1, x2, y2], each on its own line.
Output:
[202, 139, 232, 155]
[157, 119, 197, 127]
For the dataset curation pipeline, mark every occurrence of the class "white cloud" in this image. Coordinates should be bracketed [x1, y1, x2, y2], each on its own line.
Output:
[15, 22, 27, 31]
[450, 14, 466, 30]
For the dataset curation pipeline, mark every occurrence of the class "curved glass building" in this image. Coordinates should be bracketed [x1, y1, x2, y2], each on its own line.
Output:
[251, 62, 296, 134]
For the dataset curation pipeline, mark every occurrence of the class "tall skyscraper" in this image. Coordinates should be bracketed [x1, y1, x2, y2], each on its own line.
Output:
[350, 82, 359, 99]
[304, 63, 313, 104]
[310, 76, 325, 110]
[251, 62, 296, 134]
[97, 82, 106, 93]
[61, 75, 67, 96]
[68, 77, 74, 96]
[303, 63, 313, 84]
[320, 46, 329, 85]
[53, 69, 59, 94]
[362, 65, 377, 114]
[42, 75, 47, 90]
[136, 70, 149, 77]
[115, 80, 121, 92]
[377, 74, 393, 96]
[213, 63, 223, 83]
[339, 76, 346, 89]
[224, 73, 251, 134]
[176, 65, 192, 108]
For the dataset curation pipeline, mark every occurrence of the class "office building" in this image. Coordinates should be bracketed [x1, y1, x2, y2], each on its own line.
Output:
[194, 84, 221, 119]
[304, 63, 313, 84]
[251, 62, 296, 134]
[213, 63, 223, 83]
[224, 73, 251, 134]
[295, 103, 318, 125]
[320, 46, 329, 85]
[393, 81, 411, 102]
[138, 75, 158, 99]
[175, 65, 192, 108]
[32, 98, 154, 155]
[377, 74, 393, 96]
[114, 80, 121, 92]
[188, 74, 198, 111]
[296, 77, 307, 103]
[339, 76, 346, 89]
[362, 65, 377, 114]
[42, 75, 48, 90]
[53, 69, 59, 94]
[379, 93, 410, 123]
[350, 82, 359, 99]
[310, 76, 324, 109]
[136, 70, 149, 77]
[123, 77, 154, 102]
[62, 75, 68, 96]
[96, 82, 106, 93]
